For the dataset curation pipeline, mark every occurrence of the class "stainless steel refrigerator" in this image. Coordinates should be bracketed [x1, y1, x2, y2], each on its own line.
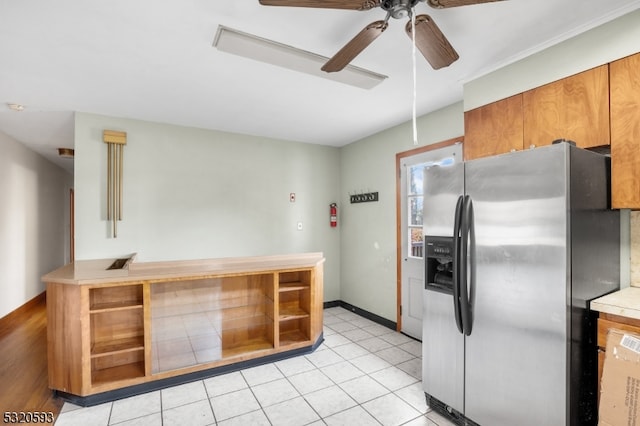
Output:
[422, 143, 620, 426]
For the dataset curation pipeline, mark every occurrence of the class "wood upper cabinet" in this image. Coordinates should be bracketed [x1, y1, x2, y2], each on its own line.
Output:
[463, 54, 640, 207]
[463, 94, 523, 161]
[610, 52, 640, 209]
[523, 65, 610, 149]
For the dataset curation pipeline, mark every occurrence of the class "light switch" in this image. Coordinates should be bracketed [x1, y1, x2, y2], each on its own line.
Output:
[290, 193, 296, 202]
[297, 222, 303, 230]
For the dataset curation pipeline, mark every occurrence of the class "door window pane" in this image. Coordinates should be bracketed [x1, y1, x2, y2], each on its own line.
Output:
[409, 227, 423, 258]
[409, 196, 423, 226]
[408, 164, 425, 259]
[409, 165, 424, 196]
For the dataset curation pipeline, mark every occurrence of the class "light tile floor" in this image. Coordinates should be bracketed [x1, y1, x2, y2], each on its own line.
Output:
[54, 307, 455, 426]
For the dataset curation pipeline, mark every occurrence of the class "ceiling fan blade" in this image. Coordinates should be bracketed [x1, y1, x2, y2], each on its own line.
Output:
[427, 0, 505, 8]
[406, 15, 459, 70]
[259, 0, 380, 10]
[322, 20, 388, 73]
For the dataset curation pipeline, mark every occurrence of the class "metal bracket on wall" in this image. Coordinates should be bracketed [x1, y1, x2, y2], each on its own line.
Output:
[350, 192, 379, 204]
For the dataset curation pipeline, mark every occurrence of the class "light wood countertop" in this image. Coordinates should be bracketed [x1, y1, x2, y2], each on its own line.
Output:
[591, 286, 640, 320]
[42, 252, 325, 285]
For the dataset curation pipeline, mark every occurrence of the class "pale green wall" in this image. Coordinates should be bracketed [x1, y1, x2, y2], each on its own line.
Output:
[74, 113, 341, 301]
[339, 103, 464, 321]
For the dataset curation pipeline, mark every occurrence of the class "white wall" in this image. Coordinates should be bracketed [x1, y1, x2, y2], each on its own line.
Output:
[339, 102, 464, 321]
[0, 131, 72, 318]
[74, 113, 341, 301]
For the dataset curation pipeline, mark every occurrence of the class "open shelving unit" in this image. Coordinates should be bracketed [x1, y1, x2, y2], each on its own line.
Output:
[89, 284, 145, 386]
[278, 270, 311, 347]
[45, 253, 324, 401]
[219, 274, 275, 358]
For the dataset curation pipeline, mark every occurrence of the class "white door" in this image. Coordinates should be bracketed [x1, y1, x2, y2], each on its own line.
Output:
[400, 143, 462, 339]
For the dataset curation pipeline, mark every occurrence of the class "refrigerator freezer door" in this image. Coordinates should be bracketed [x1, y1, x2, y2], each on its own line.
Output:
[423, 288, 464, 413]
[463, 145, 568, 426]
[423, 162, 464, 238]
[423, 161, 465, 413]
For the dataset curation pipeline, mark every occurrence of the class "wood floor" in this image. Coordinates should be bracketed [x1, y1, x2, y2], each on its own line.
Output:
[0, 293, 64, 421]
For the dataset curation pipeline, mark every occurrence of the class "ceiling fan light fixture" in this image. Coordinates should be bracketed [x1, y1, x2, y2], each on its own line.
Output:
[391, 5, 410, 18]
[213, 25, 387, 89]
[382, 0, 419, 18]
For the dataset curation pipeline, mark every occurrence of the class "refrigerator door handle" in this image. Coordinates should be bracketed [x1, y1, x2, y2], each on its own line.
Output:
[462, 195, 475, 336]
[452, 195, 464, 334]
[459, 195, 470, 336]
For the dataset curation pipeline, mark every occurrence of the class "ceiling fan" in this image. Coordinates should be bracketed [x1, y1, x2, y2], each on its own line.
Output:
[258, 0, 505, 72]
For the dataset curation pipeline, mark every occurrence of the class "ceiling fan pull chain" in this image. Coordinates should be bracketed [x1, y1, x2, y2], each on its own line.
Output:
[411, 7, 418, 145]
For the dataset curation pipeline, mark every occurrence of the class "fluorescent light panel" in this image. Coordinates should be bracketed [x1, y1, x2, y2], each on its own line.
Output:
[213, 25, 387, 90]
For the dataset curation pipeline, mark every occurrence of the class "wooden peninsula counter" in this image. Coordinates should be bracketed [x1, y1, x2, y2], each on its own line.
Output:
[43, 252, 324, 405]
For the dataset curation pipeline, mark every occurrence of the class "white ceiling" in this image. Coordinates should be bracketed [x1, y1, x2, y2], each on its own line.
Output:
[1, 0, 640, 173]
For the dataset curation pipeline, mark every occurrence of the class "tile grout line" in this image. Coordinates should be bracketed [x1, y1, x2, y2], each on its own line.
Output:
[56, 307, 446, 426]
[202, 378, 218, 426]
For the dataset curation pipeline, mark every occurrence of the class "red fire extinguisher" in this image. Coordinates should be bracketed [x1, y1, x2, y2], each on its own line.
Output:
[330, 203, 337, 227]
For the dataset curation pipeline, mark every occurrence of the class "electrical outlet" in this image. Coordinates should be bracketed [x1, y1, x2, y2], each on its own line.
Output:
[297, 222, 303, 231]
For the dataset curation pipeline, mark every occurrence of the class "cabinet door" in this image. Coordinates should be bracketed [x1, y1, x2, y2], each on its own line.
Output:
[610, 53, 640, 209]
[464, 94, 523, 161]
[523, 65, 609, 149]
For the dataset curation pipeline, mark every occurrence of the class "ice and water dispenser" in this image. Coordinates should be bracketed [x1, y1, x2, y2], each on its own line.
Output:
[424, 236, 455, 294]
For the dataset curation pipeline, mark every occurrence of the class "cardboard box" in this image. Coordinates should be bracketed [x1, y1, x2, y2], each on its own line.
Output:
[599, 328, 640, 426]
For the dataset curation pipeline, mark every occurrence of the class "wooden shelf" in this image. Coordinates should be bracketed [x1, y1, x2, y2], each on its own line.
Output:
[279, 330, 309, 346]
[222, 338, 274, 358]
[89, 285, 143, 311]
[91, 361, 145, 386]
[89, 301, 143, 313]
[223, 314, 273, 332]
[91, 336, 144, 357]
[219, 294, 271, 310]
[279, 307, 309, 321]
[279, 282, 308, 292]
